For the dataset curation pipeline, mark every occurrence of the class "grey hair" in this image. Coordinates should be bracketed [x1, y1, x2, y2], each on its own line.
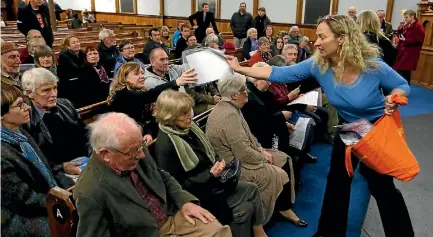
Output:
[247, 28, 257, 37]
[21, 68, 58, 94]
[299, 36, 309, 44]
[26, 29, 42, 42]
[282, 43, 298, 54]
[258, 37, 269, 45]
[248, 62, 269, 83]
[88, 112, 142, 152]
[218, 73, 246, 101]
[204, 33, 219, 46]
[99, 28, 114, 41]
[289, 26, 299, 33]
[266, 55, 287, 66]
[27, 38, 46, 54]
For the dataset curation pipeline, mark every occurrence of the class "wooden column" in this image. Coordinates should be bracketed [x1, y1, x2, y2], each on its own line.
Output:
[385, 0, 394, 23]
[133, 0, 137, 14]
[191, 0, 196, 15]
[296, 0, 304, 24]
[331, 0, 339, 15]
[216, 0, 221, 19]
[159, 0, 164, 16]
[115, 0, 119, 13]
[252, 0, 258, 17]
[90, 0, 95, 12]
[48, 0, 57, 31]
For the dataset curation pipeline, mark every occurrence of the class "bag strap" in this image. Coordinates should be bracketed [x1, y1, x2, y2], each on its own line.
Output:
[345, 146, 355, 177]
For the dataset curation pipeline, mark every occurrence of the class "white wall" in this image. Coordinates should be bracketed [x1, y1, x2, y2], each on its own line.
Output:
[220, 0, 253, 20]
[95, 0, 116, 12]
[137, 0, 160, 15]
[337, 0, 387, 16]
[164, 0, 191, 17]
[391, 0, 418, 29]
[259, 0, 297, 23]
[55, 0, 91, 11]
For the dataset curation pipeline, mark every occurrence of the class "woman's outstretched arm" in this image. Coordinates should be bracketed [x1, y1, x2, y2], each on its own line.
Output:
[226, 55, 273, 80]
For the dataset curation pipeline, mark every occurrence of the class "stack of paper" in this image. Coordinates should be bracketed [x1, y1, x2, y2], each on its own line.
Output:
[288, 90, 319, 106]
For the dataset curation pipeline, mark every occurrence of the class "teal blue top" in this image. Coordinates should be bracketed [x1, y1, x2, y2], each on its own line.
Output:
[269, 58, 410, 122]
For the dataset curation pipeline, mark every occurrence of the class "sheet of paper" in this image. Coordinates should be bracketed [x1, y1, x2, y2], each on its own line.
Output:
[339, 132, 362, 146]
[336, 118, 374, 137]
[288, 90, 319, 106]
[185, 50, 233, 86]
[289, 117, 311, 150]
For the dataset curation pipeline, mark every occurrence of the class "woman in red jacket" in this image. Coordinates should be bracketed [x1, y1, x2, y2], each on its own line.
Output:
[248, 37, 274, 67]
[393, 10, 425, 84]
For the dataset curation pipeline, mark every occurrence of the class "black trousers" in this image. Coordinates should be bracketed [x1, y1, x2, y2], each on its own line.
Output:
[397, 70, 412, 85]
[275, 162, 293, 211]
[316, 134, 414, 237]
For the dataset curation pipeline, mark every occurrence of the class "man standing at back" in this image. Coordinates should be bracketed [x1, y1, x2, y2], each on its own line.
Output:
[347, 6, 357, 22]
[17, 0, 54, 47]
[230, 2, 253, 48]
[376, 10, 394, 40]
[189, 3, 219, 43]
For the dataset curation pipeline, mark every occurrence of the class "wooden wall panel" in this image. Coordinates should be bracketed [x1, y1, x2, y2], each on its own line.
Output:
[95, 12, 163, 26]
[413, 50, 433, 90]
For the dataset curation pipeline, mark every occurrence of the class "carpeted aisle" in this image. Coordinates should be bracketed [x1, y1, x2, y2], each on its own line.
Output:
[266, 85, 433, 237]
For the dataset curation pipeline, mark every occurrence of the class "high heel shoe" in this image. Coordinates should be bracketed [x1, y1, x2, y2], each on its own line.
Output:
[278, 213, 308, 227]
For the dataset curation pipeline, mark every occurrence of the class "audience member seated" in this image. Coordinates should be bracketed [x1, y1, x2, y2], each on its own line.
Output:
[0, 13, 5, 27]
[282, 32, 290, 45]
[186, 82, 221, 115]
[70, 47, 110, 108]
[243, 28, 258, 60]
[142, 27, 169, 64]
[21, 68, 89, 177]
[297, 36, 312, 62]
[271, 37, 284, 55]
[206, 28, 225, 47]
[154, 90, 268, 237]
[97, 28, 120, 78]
[22, 37, 46, 64]
[252, 7, 271, 39]
[113, 40, 145, 76]
[34, 45, 57, 76]
[1, 42, 21, 89]
[264, 25, 274, 43]
[172, 21, 185, 47]
[222, 42, 237, 55]
[71, 13, 83, 29]
[204, 33, 220, 49]
[57, 36, 85, 98]
[161, 26, 173, 48]
[1, 84, 73, 237]
[248, 37, 273, 67]
[73, 112, 232, 237]
[206, 74, 307, 227]
[20, 30, 43, 63]
[175, 25, 191, 58]
[82, 9, 95, 23]
[186, 35, 198, 49]
[287, 26, 302, 45]
[108, 62, 196, 140]
[358, 10, 396, 66]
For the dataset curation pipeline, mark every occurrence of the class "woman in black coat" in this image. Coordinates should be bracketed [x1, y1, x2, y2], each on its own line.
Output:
[153, 90, 267, 237]
[358, 10, 396, 66]
[242, 28, 259, 60]
[57, 35, 86, 98]
[70, 47, 111, 108]
[108, 62, 196, 143]
[1, 84, 73, 237]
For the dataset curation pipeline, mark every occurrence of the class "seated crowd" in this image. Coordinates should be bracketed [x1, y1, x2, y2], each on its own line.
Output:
[1, 5, 421, 237]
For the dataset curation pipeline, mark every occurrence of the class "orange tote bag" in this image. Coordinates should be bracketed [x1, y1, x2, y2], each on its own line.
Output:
[345, 95, 420, 182]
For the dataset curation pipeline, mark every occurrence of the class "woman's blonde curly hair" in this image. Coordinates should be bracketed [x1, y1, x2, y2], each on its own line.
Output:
[107, 62, 146, 104]
[313, 15, 380, 76]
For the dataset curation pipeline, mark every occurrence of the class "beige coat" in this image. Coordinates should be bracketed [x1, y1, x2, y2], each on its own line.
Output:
[206, 101, 291, 224]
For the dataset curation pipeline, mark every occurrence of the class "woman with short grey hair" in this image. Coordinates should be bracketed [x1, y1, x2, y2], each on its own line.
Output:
[97, 28, 120, 78]
[248, 37, 273, 66]
[204, 33, 219, 49]
[23, 37, 46, 64]
[297, 36, 312, 62]
[243, 28, 259, 60]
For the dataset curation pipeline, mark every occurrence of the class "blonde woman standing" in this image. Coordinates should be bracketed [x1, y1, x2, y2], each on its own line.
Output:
[225, 15, 413, 237]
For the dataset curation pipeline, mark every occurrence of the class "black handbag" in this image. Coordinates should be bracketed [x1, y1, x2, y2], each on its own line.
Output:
[213, 158, 241, 196]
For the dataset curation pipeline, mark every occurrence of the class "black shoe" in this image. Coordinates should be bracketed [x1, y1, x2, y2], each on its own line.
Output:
[278, 213, 308, 227]
[302, 153, 318, 163]
[324, 133, 336, 144]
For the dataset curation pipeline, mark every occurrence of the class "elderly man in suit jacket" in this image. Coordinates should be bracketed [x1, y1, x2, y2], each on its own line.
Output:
[73, 112, 232, 237]
[189, 2, 219, 43]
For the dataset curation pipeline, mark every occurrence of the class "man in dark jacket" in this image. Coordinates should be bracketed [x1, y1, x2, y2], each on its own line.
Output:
[175, 25, 191, 58]
[377, 10, 394, 39]
[230, 2, 253, 48]
[73, 113, 231, 237]
[17, 0, 54, 47]
[252, 7, 271, 38]
[22, 68, 89, 177]
[188, 2, 219, 43]
[142, 27, 169, 64]
[97, 28, 120, 78]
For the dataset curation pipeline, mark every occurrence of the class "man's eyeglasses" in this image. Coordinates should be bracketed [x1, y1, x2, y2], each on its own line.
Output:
[111, 141, 147, 158]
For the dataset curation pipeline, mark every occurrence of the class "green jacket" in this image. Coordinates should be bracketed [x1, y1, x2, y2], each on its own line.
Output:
[73, 149, 198, 237]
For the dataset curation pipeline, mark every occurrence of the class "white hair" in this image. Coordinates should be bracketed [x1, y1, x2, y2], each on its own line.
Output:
[204, 33, 219, 46]
[282, 43, 298, 54]
[248, 62, 269, 83]
[21, 68, 58, 94]
[348, 6, 357, 11]
[27, 38, 46, 54]
[289, 26, 299, 33]
[299, 36, 310, 44]
[247, 28, 257, 37]
[88, 112, 142, 152]
[206, 28, 214, 35]
[218, 73, 246, 101]
[99, 28, 114, 41]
